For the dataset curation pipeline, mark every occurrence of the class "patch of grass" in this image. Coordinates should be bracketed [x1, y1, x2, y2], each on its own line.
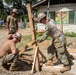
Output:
[22, 35, 32, 41]
[0, 25, 2, 29]
[17, 35, 32, 49]
[36, 33, 43, 37]
[17, 33, 51, 49]
[65, 32, 76, 37]
[36, 33, 51, 40]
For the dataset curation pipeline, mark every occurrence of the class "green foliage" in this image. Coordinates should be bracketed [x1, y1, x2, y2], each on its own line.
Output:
[5, 0, 16, 3]
[0, 24, 2, 28]
[36, 33, 43, 37]
[26, 0, 37, 3]
[0, 0, 38, 21]
[0, 0, 3, 9]
[65, 32, 76, 37]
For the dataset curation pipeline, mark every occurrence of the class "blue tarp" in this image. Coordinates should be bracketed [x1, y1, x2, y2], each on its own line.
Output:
[0, 20, 4, 26]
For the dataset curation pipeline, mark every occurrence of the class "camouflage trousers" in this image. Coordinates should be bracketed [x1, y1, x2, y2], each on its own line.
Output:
[9, 27, 17, 34]
[47, 34, 71, 66]
[0, 53, 19, 69]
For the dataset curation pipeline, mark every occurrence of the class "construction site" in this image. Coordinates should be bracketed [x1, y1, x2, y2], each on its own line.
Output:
[0, 0, 76, 75]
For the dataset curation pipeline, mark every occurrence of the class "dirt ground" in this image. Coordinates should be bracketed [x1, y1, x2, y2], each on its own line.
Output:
[0, 27, 76, 75]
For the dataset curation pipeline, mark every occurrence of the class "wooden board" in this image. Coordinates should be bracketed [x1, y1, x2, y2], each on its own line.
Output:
[19, 40, 36, 55]
[42, 65, 62, 74]
[68, 49, 76, 53]
[26, 3, 40, 72]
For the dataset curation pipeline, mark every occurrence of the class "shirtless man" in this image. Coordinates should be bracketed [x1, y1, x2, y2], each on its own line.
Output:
[0, 32, 22, 71]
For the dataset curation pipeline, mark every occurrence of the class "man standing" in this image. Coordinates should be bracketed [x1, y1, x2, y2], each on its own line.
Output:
[0, 32, 22, 71]
[37, 13, 72, 73]
[6, 8, 18, 34]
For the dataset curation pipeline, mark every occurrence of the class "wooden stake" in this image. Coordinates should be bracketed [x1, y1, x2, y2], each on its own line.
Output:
[26, 3, 40, 72]
[59, 12, 63, 33]
[26, 3, 37, 42]
[38, 49, 46, 60]
[26, 3, 46, 73]
[35, 47, 40, 72]
[31, 46, 39, 73]
[68, 49, 76, 53]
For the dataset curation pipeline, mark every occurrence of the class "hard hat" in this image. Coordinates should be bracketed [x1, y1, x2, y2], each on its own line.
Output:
[12, 8, 18, 14]
[38, 13, 46, 22]
[14, 32, 22, 42]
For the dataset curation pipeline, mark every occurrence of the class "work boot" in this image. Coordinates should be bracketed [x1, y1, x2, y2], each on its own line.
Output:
[53, 56, 58, 64]
[72, 55, 76, 60]
[60, 65, 71, 73]
[9, 65, 21, 71]
[9, 60, 21, 71]
[68, 58, 73, 65]
[43, 60, 54, 66]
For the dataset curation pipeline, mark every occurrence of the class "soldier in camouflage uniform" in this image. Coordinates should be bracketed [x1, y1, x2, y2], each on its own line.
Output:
[6, 8, 18, 34]
[37, 13, 73, 73]
[0, 33, 22, 71]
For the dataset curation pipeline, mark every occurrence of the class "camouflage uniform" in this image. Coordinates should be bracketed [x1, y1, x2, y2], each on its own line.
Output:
[37, 20, 70, 66]
[6, 15, 18, 34]
[0, 40, 21, 70]
[1, 53, 19, 70]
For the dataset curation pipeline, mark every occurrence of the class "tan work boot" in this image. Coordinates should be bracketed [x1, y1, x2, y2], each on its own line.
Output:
[9, 60, 21, 71]
[72, 55, 76, 60]
[53, 56, 58, 64]
[43, 60, 54, 66]
[60, 65, 71, 73]
[68, 58, 73, 65]
[9, 65, 21, 71]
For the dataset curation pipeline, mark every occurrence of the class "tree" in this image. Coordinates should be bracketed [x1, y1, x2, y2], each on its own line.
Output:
[5, 0, 14, 4]
[0, 0, 4, 19]
[2, 0, 38, 21]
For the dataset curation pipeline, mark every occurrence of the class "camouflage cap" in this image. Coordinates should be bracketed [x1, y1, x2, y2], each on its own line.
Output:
[12, 8, 18, 14]
[38, 13, 46, 22]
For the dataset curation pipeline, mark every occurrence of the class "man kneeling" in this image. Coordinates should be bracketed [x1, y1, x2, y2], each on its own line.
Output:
[0, 32, 22, 71]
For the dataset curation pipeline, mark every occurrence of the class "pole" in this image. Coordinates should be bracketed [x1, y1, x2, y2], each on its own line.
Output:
[26, 3, 40, 72]
[59, 11, 63, 33]
[26, 4, 37, 42]
[47, 0, 50, 19]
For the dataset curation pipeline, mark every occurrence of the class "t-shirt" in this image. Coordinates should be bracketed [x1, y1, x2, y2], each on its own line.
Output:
[0, 40, 16, 57]
[46, 20, 62, 38]
[37, 19, 62, 42]
[6, 15, 17, 29]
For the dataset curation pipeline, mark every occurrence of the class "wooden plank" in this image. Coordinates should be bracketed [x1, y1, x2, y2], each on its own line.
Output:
[59, 12, 63, 33]
[31, 46, 39, 73]
[36, 30, 45, 33]
[35, 47, 40, 72]
[19, 40, 36, 55]
[26, 3, 40, 72]
[19, 45, 28, 55]
[42, 65, 63, 74]
[68, 49, 76, 53]
[26, 3, 37, 42]
[38, 49, 46, 60]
